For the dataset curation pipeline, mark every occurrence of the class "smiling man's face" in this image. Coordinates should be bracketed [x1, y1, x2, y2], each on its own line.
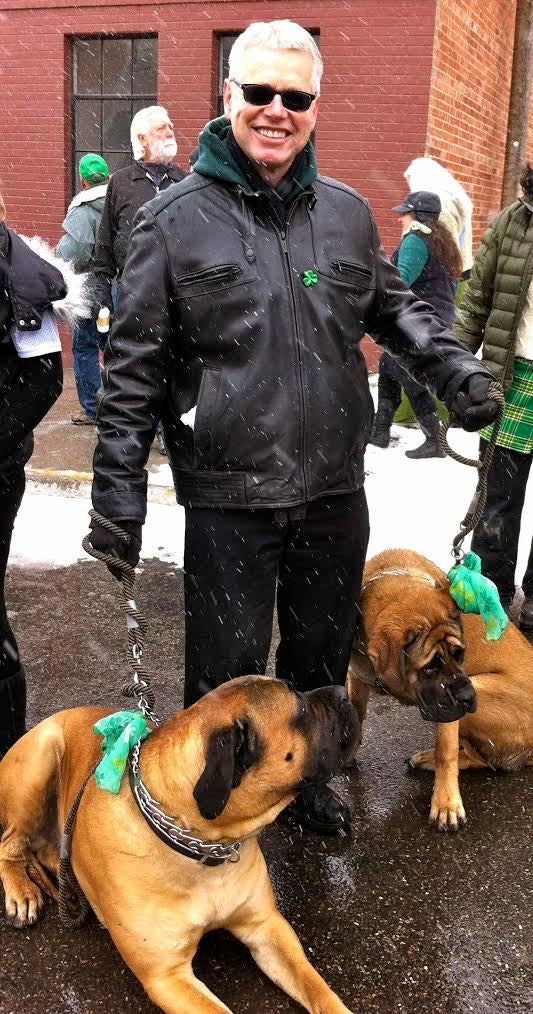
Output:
[223, 47, 319, 186]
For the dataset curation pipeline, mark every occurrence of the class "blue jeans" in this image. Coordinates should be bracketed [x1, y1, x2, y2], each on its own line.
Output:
[72, 317, 106, 417]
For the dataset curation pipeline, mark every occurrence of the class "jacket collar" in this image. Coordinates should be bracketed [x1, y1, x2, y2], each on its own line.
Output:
[66, 183, 108, 212]
[130, 161, 183, 182]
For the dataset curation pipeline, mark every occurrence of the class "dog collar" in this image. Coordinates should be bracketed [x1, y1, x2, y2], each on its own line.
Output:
[128, 742, 241, 867]
[362, 567, 440, 590]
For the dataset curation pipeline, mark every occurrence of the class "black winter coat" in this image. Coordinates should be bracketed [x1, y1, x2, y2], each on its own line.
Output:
[93, 161, 186, 309]
[0, 224, 66, 343]
[0, 223, 65, 472]
[92, 173, 493, 522]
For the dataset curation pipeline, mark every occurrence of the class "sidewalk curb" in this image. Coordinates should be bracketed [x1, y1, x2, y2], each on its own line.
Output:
[26, 468, 177, 506]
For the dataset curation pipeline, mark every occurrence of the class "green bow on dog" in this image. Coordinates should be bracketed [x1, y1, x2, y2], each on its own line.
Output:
[448, 551, 508, 641]
[93, 710, 152, 794]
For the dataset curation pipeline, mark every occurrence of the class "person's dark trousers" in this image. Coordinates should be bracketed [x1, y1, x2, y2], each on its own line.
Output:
[471, 440, 533, 608]
[0, 461, 26, 757]
[378, 351, 439, 422]
[72, 317, 105, 418]
[183, 491, 370, 708]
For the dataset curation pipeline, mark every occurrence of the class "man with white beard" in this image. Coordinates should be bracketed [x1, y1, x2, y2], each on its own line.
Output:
[93, 106, 185, 316]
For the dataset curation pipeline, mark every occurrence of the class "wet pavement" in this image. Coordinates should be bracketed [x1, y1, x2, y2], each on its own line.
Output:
[27, 370, 172, 499]
[1, 557, 532, 1014]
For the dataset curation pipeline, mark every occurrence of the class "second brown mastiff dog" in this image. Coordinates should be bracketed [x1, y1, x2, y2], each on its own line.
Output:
[348, 549, 533, 831]
[0, 676, 357, 1014]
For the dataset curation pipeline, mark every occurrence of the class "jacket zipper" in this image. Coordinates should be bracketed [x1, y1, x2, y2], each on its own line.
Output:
[501, 224, 533, 391]
[278, 202, 310, 500]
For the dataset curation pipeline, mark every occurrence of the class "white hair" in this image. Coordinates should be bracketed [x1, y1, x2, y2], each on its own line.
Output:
[130, 106, 170, 160]
[228, 21, 323, 95]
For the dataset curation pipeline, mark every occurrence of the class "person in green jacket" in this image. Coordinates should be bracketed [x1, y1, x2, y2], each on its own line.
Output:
[454, 164, 533, 630]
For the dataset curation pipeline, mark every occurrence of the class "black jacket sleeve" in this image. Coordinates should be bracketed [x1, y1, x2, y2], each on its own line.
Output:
[367, 218, 492, 405]
[92, 206, 173, 522]
[92, 177, 117, 311]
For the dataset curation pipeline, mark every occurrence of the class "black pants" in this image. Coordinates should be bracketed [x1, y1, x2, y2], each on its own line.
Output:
[0, 463, 25, 678]
[378, 351, 438, 424]
[0, 348, 62, 753]
[0, 462, 26, 755]
[471, 440, 533, 606]
[183, 491, 369, 707]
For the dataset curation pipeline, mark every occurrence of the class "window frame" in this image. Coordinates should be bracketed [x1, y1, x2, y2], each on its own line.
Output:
[71, 34, 158, 192]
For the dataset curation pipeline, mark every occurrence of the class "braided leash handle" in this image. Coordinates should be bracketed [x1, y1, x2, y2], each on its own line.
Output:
[437, 381, 506, 560]
[82, 510, 158, 723]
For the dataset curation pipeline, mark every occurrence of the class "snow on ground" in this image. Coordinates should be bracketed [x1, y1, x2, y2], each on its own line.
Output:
[10, 422, 533, 585]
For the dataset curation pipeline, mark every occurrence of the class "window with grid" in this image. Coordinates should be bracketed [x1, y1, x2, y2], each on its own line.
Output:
[216, 31, 320, 117]
[72, 36, 158, 185]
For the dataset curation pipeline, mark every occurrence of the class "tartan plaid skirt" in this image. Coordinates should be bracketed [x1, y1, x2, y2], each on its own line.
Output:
[480, 356, 533, 454]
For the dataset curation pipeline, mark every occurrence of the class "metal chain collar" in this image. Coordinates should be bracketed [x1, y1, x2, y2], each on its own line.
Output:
[129, 742, 241, 865]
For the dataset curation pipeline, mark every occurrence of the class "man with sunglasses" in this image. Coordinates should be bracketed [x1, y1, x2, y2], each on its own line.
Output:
[89, 20, 499, 837]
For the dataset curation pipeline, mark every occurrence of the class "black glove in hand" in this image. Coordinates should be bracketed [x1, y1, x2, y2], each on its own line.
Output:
[88, 518, 142, 579]
[450, 374, 499, 432]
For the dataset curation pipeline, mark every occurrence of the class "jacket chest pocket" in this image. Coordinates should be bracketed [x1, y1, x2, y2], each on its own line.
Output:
[325, 258, 374, 289]
[175, 260, 257, 298]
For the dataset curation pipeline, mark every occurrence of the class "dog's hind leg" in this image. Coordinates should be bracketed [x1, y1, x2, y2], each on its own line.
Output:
[35, 841, 60, 881]
[0, 723, 61, 926]
[458, 739, 491, 769]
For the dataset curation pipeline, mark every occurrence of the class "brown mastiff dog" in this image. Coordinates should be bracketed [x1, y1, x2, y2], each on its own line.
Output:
[0, 676, 357, 1014]
[347, 549, 533, 831]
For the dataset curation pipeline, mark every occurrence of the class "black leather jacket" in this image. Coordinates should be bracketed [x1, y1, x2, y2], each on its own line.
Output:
[92, 173, 492, 522]
[93, 161, 186, 309]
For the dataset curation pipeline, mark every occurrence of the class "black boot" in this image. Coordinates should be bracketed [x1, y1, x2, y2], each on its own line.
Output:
[0, 666, 26, 759]
[519, 596, 533, 631]
[369, 399, 395, 449]
[405, 411, 446, 459]
[284, 783, 351, 836]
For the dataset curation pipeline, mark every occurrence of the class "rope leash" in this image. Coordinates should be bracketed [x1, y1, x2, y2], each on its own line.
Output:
[59, 513, 161, 928]
[437, 381, 506, 561]
[81, 510, 159, 724]
[58, 762, 98, 927]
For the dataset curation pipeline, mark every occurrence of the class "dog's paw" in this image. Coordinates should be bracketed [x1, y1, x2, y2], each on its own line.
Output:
[408, 748, 436, 771]
[3, 866, 46, 928]
[429, 790, 466, 832]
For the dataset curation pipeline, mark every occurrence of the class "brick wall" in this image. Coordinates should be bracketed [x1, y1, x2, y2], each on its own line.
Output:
[426, 0, 517, 249]
[0, 0, 436, 255]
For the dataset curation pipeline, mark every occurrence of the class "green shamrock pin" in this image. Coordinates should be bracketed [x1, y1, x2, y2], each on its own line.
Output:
[302, 270, 318, 287]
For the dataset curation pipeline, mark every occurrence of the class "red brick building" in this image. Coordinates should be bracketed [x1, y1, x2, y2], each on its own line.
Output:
[1, 0, 531, 367]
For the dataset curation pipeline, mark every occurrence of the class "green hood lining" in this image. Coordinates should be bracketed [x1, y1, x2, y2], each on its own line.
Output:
[194, 116, 318, 196]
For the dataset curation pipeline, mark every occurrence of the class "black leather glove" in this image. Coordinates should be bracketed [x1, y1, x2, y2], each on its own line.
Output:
[449, 374, 499, 432]
[87, 518, 142, 579]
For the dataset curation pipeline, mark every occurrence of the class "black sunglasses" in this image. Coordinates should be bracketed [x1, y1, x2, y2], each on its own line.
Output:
[230, 80, 316, 112]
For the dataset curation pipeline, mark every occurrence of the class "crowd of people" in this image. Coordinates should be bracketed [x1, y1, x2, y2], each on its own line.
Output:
[1, 20, 532, 835]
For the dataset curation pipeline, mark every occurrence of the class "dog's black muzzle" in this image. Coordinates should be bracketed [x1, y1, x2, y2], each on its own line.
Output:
[295, 685, 360, 782]
[415, 672, 477, 723]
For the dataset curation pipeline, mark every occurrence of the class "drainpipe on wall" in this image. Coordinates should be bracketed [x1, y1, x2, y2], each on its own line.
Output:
[502, 0, 533, 207]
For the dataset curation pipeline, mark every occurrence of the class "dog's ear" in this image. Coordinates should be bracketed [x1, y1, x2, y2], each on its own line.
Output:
[193, 720, 262, 820]
[366, 627, 407, 687]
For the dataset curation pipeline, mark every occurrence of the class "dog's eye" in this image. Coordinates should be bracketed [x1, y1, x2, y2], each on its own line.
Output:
[452, 646, 465, 664]
[421, 655, 440, 678]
